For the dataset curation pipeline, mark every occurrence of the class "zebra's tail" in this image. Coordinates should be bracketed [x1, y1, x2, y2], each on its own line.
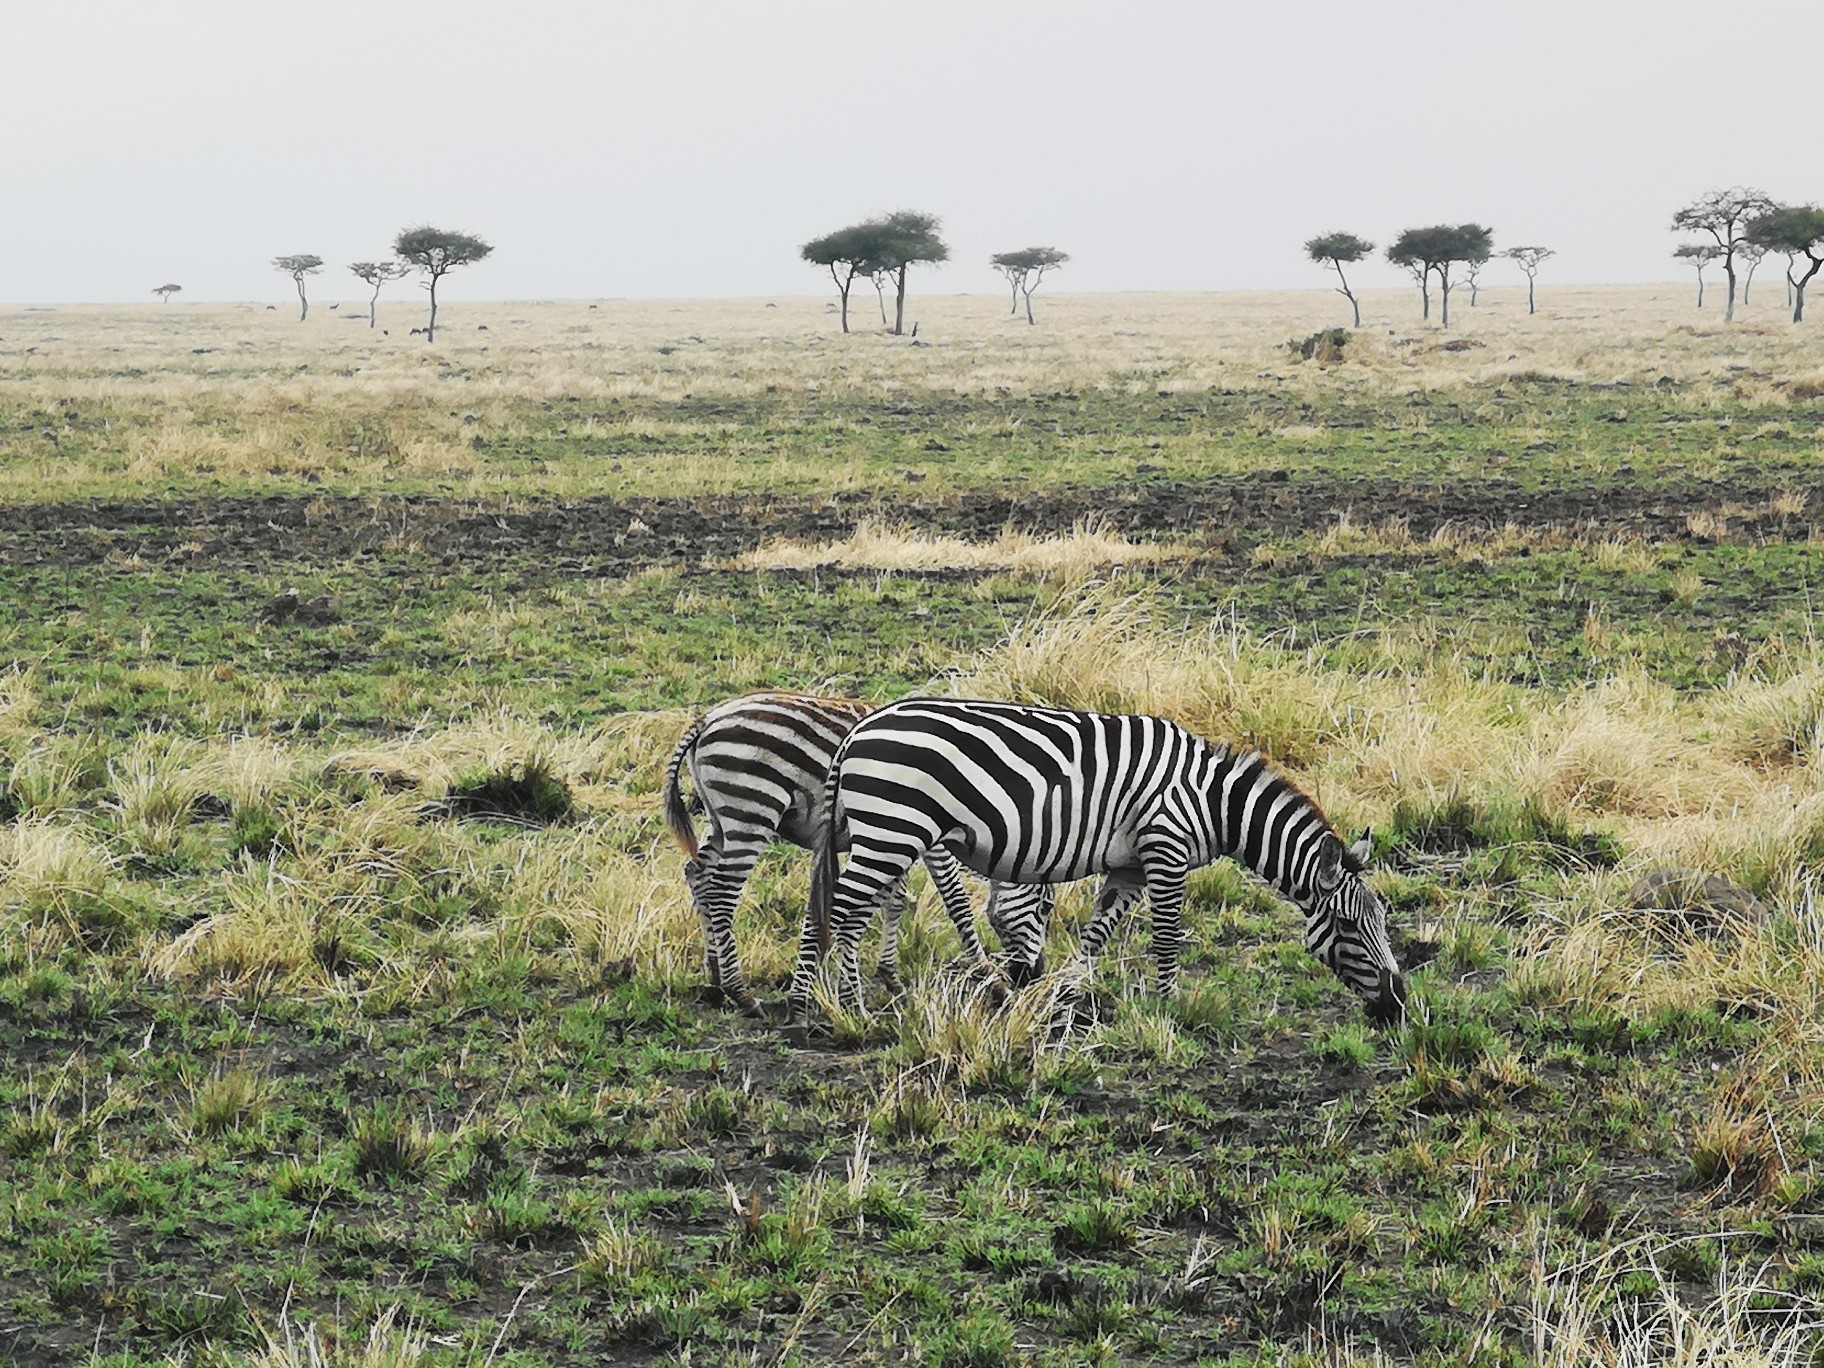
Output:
[662, 713, 708, 861]
[809, 785, 841, 958]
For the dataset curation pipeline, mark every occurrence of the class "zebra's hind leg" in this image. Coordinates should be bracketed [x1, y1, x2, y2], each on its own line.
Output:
[691, 847, 765, 1013]
[874, 874, 911, 993]
[921, 846, 1006, 1002]
[789, 845, 907, 1020]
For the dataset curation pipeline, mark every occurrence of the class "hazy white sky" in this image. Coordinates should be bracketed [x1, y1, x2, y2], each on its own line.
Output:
[3, 0, 1815, 303]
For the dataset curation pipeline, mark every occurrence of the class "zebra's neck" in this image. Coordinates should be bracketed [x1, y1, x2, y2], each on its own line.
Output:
[1204, 747, 1334, 900]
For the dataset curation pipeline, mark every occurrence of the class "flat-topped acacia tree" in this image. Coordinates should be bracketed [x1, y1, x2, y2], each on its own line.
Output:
[152, 284, 181, 303]
[393, 227, 493, 343]
[989, 246, 1069, 324]
[801, 211, 948, 335]
[1674, 243, 1723, 308]
[1747, 206, 1824, 323]
[800, 225, 875, 334]
[272, 254, 324, 321]
[349, 260, 413, 329]
[1304, 233, 1372, 326]
[1670, 187, 1775, 323]
[1386, 224, 1494, 328]
[1501, 246, 1555, 315]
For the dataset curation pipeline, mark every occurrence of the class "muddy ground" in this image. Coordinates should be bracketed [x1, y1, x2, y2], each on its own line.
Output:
[0, 469, 1815, 573]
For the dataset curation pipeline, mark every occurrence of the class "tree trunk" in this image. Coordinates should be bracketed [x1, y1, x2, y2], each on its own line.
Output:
[1796, 257, 1822, 324]
[1440, 279, 1451, 329]
[1723, 258, 1738, 322]
[876, 278, 888, 325]
[1023, 286, 1035, 325]
[427, 274, 440, 342]
[1743, 258, 1759, 304]
[296, 277, 309, 322]
[1527, 274, 1536, 315]
[1695, 271, 1705, 310]
[1008, 275, 1020, 315]
[893, 266, 907, 336]
[1336, 263, 1359, 327]
[369, 283, 381, 328]
[1420, 278, 1430, 320]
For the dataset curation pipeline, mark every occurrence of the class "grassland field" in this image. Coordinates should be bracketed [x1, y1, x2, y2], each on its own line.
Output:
[3, 286, 1824, 1367]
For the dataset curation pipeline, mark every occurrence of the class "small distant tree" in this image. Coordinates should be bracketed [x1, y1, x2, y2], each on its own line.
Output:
[801, 212, 949, 336]
[272, 254, 324, 321]
[393, 227, 493, 343]
[1747, 206, 1824, 323]
[1386, 224, 1494, 328]
[1463, 251, 1489, 307]
[349, 260, 413, 329]
[1303, 232, 1373, 327]
[989, 247, 1070, 325]
[1674, 243, 1722, 308]
[801, 225, 873, 334]
[152, 284, 181, 303]
[1670, 187, 1775, 323]
[1501, 247, 1555, 315]
[1736, 242, 1769, 306]
[872, 210, 948, 336]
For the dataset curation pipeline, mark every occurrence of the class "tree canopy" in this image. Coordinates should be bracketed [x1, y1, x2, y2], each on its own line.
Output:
[1386, 224, 1494, 327]
[393, 227, 493, 342]
[1747, 206, 1824, 322]
[990, 246, 1069, 325]
[1304, 233, 1373, 327]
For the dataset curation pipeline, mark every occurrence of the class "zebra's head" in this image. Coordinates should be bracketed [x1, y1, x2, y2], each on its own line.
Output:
[1302, 832, 1406, 1025]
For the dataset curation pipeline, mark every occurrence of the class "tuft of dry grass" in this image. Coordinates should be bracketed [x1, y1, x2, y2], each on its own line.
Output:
[729, 518, 1202, 582]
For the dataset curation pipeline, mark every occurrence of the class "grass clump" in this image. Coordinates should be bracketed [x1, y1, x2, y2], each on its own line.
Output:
[349, 1103, 435, 1185]
[441, 752, 575, 824]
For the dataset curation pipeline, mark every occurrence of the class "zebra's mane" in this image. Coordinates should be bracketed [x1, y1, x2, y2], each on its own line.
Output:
[1214, 742, 1355, 870]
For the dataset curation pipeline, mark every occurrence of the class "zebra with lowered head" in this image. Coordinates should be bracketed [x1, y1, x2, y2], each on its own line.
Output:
[663, 691, 1052, 1011]
[794, 696, 1406, 1023]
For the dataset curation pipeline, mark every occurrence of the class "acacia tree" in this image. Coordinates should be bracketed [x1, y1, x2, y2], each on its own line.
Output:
[800, 225, 873, 333]
[349, 260, 413, 329]
[393, 227, 492, 343]
[872, 210, 948, 335]
[1501, 246, 1554, 315]
[1674, 243, 1722, 308]
[1463, 251, 1489, 307]
[990, 247, 1069, 325]
[272, 254, 324, 321]
[1670, 187, 1774, 323]
[1386, 224, 1494, 328]
[801, 212, 948, 336]
[1304, 232, 1372, 326]
[152, 283, 181, 303]
[1737, 242, 1769, 305]
[1747, 206, 1824, 323]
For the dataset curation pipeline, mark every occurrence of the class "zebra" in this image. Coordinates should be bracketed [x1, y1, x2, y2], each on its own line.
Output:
[794, 696, 1407, 1024]
[663, 692, 1053, 1011]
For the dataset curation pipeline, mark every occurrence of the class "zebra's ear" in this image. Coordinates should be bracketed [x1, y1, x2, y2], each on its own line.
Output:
[1343, 830, 1373, 872]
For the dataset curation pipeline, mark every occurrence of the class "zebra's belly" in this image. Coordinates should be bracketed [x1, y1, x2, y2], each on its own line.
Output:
[951, 826, 1134, 885]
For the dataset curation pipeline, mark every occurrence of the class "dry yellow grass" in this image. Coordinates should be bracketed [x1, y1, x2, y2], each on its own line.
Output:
[729, 518, 1202, 581]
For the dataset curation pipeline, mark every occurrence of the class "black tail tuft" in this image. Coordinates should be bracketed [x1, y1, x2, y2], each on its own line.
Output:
[662, 713, 709, 861]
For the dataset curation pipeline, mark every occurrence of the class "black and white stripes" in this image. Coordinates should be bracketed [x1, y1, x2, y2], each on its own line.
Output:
[795, 696, 1406, 1022]
[663, 692, 1050, 1009]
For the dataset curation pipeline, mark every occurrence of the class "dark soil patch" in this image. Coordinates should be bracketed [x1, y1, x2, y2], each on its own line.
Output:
[0, 472, 1814, 575]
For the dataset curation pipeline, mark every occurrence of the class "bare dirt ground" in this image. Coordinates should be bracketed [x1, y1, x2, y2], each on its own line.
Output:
[0, 470, 1812, 575]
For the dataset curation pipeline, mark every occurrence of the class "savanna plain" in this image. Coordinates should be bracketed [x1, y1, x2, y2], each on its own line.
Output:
[5, 285, 1824, 1367]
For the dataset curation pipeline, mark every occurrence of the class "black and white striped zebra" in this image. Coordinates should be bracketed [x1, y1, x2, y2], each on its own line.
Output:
[663, 692, 1052, 1010]
[794, 696, 1406, 1024]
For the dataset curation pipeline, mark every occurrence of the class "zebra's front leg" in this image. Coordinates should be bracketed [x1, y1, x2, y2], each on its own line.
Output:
[1143, 857, 1192, 1000]
[989, 882, 1055, 988]
[921, 846, 1002, 997]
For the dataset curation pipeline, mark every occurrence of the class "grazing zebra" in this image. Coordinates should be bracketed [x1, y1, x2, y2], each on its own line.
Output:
[663, 692, 1052, 1010]
[795, 696, 1406, 1024]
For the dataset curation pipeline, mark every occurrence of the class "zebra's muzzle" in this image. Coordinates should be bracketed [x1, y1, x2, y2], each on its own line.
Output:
[1365, 969, 1407, 1026]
